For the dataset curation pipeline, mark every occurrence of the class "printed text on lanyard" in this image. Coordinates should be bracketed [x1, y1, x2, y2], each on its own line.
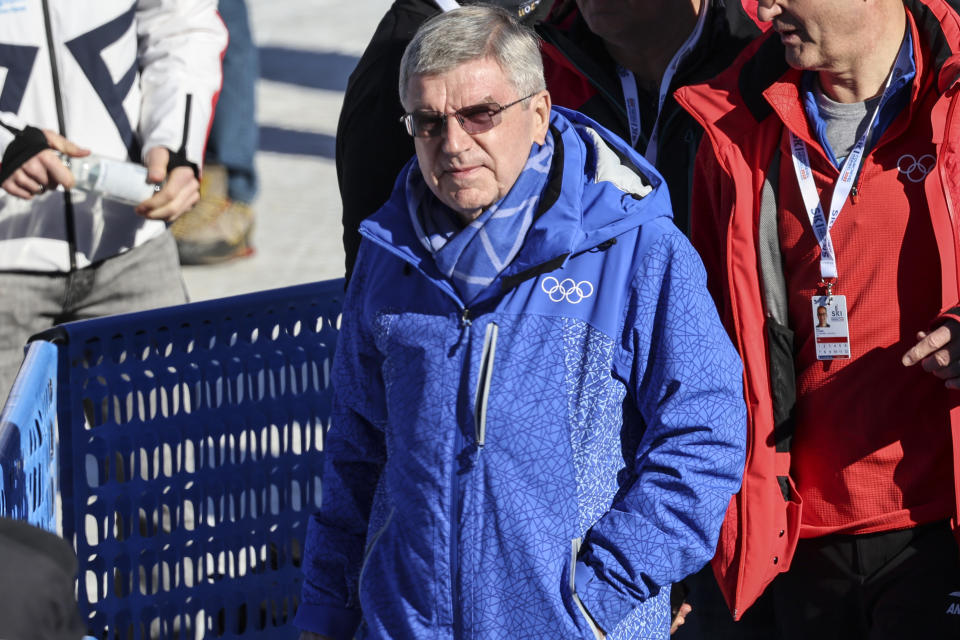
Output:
[787, 40, 912, 291]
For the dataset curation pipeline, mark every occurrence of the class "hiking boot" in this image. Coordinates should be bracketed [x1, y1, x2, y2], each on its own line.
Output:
[171, 164, 255, 265]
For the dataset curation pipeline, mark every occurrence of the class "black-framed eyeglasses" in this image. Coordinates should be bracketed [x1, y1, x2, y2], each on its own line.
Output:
[400, 93, 538, 138]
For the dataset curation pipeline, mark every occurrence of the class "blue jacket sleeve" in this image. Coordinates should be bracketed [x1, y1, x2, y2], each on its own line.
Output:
[575, 230, 746, 632]
[295, 251, 388, 639]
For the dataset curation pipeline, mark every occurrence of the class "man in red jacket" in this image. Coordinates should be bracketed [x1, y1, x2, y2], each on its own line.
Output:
[677, 0, 960, 637]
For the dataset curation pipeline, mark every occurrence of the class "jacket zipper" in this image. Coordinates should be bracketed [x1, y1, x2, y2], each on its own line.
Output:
[40, 0, 78, 271]
[357, 507, 396, 600]
[450, 311, 469, 637]
[938, 85, 960, 299]
[452, 314, 500, 634]
[473, 322, 498, 448]
[849, 154, 869, 203]
[728, 175, 752, 620]
[358, 229, 508, 632]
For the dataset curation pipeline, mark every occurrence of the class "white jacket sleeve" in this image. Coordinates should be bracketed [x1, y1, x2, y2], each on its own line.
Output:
[135, 0, 227, 167]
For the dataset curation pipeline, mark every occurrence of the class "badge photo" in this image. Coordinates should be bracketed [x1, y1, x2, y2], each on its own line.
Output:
[812, 295, 851, 360]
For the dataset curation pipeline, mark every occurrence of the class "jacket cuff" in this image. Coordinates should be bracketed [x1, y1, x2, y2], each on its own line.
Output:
[936, 306, 960, 327]
[0, 125, 49, 185]
[293, 601, 362, 640]
[576, 560, 674, 637]
[166, 146, 200, 180]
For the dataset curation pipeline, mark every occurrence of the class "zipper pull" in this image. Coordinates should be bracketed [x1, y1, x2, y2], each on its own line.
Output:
[461, 308, 472, 327]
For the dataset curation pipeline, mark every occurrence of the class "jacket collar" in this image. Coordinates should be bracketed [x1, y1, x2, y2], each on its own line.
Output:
[760, 9, 926, 155]
[682, 0, 960, 149]
[359, 107, 672, 293]
[903, 0, 960, 91]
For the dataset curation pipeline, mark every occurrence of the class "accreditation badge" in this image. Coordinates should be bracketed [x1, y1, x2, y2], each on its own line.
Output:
[811, 295, 851, 360]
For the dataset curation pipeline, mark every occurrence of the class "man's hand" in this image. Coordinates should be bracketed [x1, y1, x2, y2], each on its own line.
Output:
[671, 601, 692, 634]
[901, 319, 960, 388]
[1, 129, 88, 199]
[134, 146, 200, 222]
[298, 633, 334, 640]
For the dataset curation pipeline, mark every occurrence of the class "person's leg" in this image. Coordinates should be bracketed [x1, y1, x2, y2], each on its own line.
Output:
[771, 535, 867, 640]
[865, 521, 960, 639]
[172, 0, 258, 265]
[208, 0, 258, 203]
[0, 272, 65, 404]
[64, 231, 188, 320]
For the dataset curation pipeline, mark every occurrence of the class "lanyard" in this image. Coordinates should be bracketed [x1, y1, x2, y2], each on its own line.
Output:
[435, 0, 459, 11]
[788, 40, 912, 284]
[615, 3, 709, 158]
[616, 65, 642, 149]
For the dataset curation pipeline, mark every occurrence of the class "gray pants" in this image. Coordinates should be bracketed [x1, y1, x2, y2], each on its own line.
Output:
[0, 231, 188, 404]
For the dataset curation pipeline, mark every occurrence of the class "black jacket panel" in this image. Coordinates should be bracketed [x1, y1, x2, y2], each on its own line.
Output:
[336, 0, 439, 282]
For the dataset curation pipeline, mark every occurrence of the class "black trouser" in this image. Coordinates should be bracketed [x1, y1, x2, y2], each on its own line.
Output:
[772, 521, 960, 640]
[674, 564, 776, 640]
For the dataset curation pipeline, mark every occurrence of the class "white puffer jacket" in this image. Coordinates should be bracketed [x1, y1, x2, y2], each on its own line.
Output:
[0, 0, 227, 271]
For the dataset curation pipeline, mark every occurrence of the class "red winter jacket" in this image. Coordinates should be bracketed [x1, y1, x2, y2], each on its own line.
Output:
[675, 0, 960, 620]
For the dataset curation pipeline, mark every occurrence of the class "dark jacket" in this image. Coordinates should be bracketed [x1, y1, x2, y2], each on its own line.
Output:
[0, 518, 85, 639]
[537, 1, 763, 233]
[336, 0, 440, 283]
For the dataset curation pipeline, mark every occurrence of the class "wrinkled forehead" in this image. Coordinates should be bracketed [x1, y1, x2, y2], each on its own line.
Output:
[404, 57, 517, 111]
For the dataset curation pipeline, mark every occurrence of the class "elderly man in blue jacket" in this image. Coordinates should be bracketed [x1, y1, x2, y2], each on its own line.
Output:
[296, 6, 746, 639]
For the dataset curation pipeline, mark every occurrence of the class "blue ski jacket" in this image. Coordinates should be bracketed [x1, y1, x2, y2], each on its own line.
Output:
[296, 107, 746, 640]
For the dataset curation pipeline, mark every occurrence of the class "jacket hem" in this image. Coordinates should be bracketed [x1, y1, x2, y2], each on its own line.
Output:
[293, 602, 362, 640]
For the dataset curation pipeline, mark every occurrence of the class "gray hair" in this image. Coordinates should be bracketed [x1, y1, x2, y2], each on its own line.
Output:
[398, 4, 546, 108]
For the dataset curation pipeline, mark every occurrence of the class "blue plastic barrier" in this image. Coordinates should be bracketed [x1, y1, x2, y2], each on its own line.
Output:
[0, 340, 59, 532]
[0, 279, 344, 639]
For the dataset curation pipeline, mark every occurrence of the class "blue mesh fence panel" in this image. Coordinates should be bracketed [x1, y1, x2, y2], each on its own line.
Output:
[0, 340, 59, 532]
[48, 279, 343, 639]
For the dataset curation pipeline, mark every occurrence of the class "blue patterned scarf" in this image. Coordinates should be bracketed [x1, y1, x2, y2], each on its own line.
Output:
[407, 133, 554, 304]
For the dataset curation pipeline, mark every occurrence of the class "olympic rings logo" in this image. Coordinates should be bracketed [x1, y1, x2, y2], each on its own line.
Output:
[897, 154, 936, 183]
[540, 276, 594, 304]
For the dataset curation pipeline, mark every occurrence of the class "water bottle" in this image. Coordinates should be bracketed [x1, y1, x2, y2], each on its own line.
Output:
[60, 154, 161, 205]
